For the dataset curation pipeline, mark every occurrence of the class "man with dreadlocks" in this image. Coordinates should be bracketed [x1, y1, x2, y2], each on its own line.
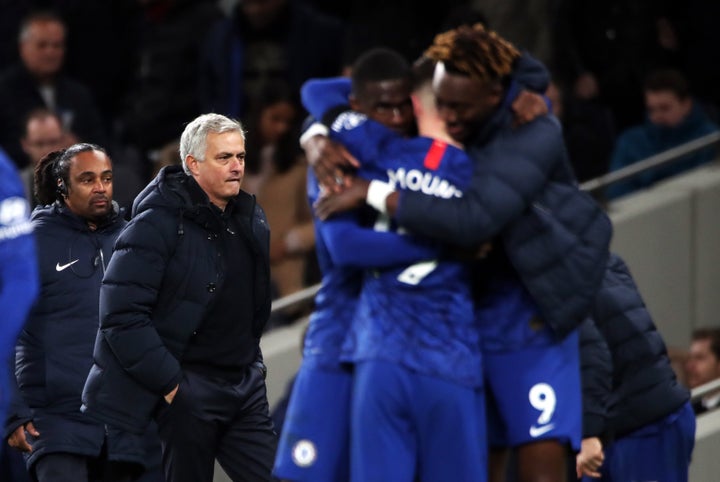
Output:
[2, 144, 157, 481]
[313, 24, 613, 482]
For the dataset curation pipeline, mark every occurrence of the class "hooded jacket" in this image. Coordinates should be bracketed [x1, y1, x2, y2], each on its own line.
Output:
[82, 166, 271, 434]
[2, 202, 145, 468]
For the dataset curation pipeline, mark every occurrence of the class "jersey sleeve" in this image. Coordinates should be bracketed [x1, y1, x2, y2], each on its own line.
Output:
[301, 76, 352, 121]
[317, 211, 439, 268]
[0, 153, 39, 420]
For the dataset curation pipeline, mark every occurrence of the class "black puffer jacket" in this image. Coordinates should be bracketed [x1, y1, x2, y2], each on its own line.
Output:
[3, 203, 146, 468]
[82, 166, 271, 434]
[395, 55, 613, 338]
[583, 253, 689, 439]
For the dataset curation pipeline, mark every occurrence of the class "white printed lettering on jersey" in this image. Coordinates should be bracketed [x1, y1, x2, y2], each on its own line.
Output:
[331, 111, 367, 133]
[386, 168, 463, 199]
[0, 197, 28, 225]
[397, 260, 438, 285]
[529, 423, 555, 438]
[0, 196, 33, 241]
[291, 439, 317, 467]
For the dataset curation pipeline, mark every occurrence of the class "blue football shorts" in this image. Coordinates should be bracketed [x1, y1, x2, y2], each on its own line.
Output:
[485, 329, 582, 451]
[350, 360, 487, 482]
[272, 359, 353, 482]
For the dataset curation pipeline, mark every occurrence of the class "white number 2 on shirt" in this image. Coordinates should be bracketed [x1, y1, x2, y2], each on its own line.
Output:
[374, 212, 438, 285]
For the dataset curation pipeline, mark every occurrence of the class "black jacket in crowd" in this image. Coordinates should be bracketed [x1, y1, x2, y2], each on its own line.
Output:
[2, 202, 147, 469]
[580, 253, 690, 441]
[82, 166, 271, 434]
[0, 64, 108, 169]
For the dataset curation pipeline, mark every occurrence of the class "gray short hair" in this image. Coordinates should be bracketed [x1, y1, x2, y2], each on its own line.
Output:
[179, 113, 245, 175]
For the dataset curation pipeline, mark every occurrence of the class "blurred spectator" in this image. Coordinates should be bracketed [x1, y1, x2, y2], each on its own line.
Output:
[242, 79, 316, 325]
[19, 108, 73, 208]
[0, 10, 107, 170]
[669, 0, 720, 121]
[606, 69, 719, 200]
[0, 0, 28, 67]
[438, 4, 488, 33]
[552, 0, 679, 133]
[120, 0, 223, 172]
[199, 0, 345, 119]
[150, 139, 181, 180]
[686, 327, 720, 414]
[17, 107, 145, 217]
[47, 0, 142, 132]
[468, 0, 555, 66]
[545, 80, 615, 186]
[339, 0, 466, 70]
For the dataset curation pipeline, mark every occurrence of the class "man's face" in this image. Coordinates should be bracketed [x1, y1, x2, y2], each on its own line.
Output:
[187, 131, 245, 210]
[20, 20, 65, 79]
[433, 64, 502, 143]
[63, 150, 113, 222]
[21, 116, 67, 165]
[645, 90, 692, 128]
[685, 339, 720, 389]
[350, 79, 415, 137]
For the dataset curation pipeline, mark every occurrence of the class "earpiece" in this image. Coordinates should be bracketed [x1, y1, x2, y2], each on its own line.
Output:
[57, 178, 67, 197]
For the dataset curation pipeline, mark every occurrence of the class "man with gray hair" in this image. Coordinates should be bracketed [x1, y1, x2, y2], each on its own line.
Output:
[82, 113, 276, 482]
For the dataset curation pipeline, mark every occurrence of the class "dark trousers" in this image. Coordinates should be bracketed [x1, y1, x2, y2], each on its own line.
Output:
[33, 452, 136, 482]
[155, 366, 277, 482]
[0, 444, 31, 482]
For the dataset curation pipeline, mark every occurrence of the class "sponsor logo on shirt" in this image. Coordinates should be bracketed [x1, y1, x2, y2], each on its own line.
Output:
[529, 423, 555, 438]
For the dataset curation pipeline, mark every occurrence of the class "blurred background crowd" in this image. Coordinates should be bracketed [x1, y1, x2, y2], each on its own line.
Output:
[1, 0, 719, 325]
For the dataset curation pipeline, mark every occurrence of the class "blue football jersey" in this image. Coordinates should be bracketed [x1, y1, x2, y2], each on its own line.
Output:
[324, 109, 482, 388]
[303, 171, 361, 367]
[305, 171, 439, 366]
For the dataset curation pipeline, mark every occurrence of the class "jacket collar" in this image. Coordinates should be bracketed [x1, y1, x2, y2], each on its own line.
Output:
[37, 200, 122, 232]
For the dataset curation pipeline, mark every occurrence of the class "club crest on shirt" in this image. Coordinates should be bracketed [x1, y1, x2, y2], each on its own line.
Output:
[292, 439, 317, 467]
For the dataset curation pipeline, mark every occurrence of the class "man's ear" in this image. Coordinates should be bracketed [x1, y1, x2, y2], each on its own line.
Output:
[186, 155, 199, 176]
[410, 93, 422, 117]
